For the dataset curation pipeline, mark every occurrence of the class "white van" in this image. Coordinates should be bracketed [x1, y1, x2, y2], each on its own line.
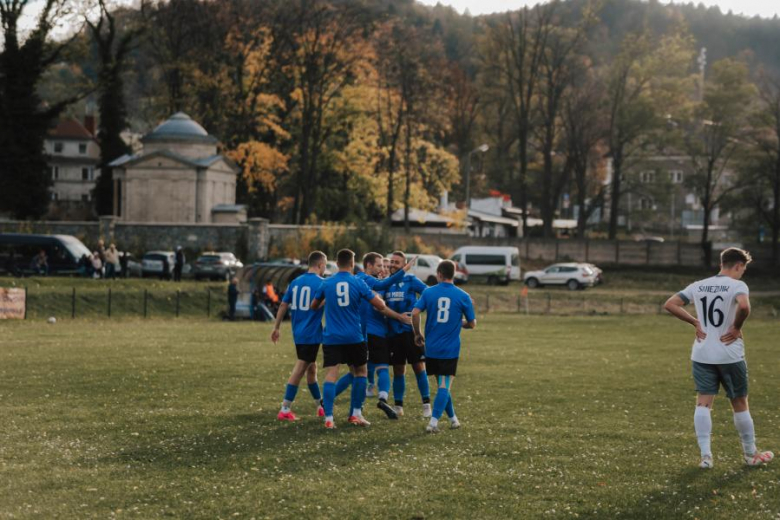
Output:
[449, 246, 521, 285]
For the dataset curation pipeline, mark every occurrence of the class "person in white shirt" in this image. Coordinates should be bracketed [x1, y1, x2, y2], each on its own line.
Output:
[664, 247, 773, 469]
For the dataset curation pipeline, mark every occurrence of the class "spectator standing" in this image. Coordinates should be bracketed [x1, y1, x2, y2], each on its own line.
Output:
[228, 277, 239, 320]
[90, 252, 103, 278]
[174, 246, 185, 282]
[105, 244, 120, 279]
[119, 252, 129, 278]
[96, 240, 107, 278]
[160, 255, 170, 280]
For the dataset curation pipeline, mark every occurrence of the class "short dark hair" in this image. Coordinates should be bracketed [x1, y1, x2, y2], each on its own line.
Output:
[308, 250, 326, 266]
[362, 252, 382, 269]
[391, 250, 406, 262]
[337, 249, 355, 268]
[437, 259, 456, 280]
[721, 247, 752, 268]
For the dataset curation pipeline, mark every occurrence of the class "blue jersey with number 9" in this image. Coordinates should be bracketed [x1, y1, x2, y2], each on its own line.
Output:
[281, 273, 324, 345]
[313, 271, 373, 345]
[414, 282, 475, 359]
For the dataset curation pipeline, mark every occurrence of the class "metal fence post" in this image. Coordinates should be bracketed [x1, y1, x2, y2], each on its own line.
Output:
[71, 288, 76, 319]
[207, 289, 211, 317]
[24, 286, 27, 320]
[108, 288, 112, 318]
[517, 295, 521, 313]
[176, 290, 181, 317]
[143, 289, 148, 318]
[486, 294, 490, 313]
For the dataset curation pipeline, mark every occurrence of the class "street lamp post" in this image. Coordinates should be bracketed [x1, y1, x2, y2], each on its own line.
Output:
[465, 143, 489, 209]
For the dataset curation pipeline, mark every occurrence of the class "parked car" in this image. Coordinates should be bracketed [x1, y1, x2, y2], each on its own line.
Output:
[523, 263, 598, 291]
[449, 246, 521, 285]
[193, 252, 243, 281]
[584, 263, 604, 285]
[385, 253, 441, 285]
[141, 251, 175, 278]
[0, 233, 91, 276]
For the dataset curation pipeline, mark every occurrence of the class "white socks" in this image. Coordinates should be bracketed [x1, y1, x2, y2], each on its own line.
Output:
[378, 391, 389, 400]
[281, 401, 292, 412]
[733, 410, 757, 456]
[694, 406, 712, 457]
[352, 408, 363, 417]
[428, 417, 439, 428]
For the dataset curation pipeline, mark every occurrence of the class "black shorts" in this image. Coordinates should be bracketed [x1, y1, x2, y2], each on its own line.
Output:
[295, 344, 320, 363]
[426, 357, 458, 377]
[368, 335, 391, 365]
[389, 331, 425, 366]
[323, 343, 368, 368]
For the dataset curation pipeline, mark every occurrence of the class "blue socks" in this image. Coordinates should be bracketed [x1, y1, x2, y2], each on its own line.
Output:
[323, 381, 336, 418]
[308, 382, 321, 401]
[335, 373, 353, 397]
[416, 370, 431, 404]
[284, 383, 298, 403]
[393, 374, 406, 406]
[351, 376, 367, 415]
[432, 387, 450, 420]
[445, 395, 455, 418]
[367, 362, 377, 386]
[377, 367, 391, 399]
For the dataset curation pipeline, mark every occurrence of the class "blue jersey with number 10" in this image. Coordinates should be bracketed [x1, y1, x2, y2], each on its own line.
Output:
[281, 273, 324, 345]
[414, 282, 475, 359]
[314, 271, 374, 345]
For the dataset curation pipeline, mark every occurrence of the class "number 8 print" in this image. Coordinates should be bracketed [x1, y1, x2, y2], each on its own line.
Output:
[336, 282, 350, 307]
[436, 297, 451, 323]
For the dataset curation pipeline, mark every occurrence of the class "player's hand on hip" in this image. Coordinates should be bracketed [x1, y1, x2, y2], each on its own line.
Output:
[414, 333, 424, 347]
[271, 329, 280, 344]
[694, 320, 707, 342]
[720, 326, 742, 345]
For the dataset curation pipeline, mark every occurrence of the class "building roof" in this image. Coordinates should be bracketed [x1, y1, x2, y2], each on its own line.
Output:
[211, 204, 247, 213]
[391, 208, 457, 226]
[108, 149, 238, 173]
[48, 118, 95, 141]
[468, 209, 519, 227]
[141, 112, 218, 145]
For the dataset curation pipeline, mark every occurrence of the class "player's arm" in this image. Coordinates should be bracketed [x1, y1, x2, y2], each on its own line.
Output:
[368, 293, 387, 312]
[411, 308, 424, 347]
[270, 302, 289, 344]
[663, 293, 706, 341]
[371, 257, 417, 290]
[462, 294, 477, 329]
[721, 294, 750, 345]
[310, 298, 323, 310]
[382, 306, 412, 326]
[462, 318, 477, 329]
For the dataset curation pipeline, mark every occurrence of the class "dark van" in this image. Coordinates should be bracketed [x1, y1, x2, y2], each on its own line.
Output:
[0, 234, 92, 276]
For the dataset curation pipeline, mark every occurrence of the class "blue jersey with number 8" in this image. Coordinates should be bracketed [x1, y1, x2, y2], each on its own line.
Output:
[414, 282, 475, 359]
[314, 271, 373, 345]
[281, 273, 324, 345]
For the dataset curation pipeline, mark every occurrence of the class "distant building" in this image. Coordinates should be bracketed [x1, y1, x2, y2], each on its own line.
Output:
[45, 117, 100, 217]
[109, 112, 242, 223]
[602, 155, 736, 242]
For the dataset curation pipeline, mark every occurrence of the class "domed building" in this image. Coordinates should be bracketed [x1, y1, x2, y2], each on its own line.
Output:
[109, 113, 243, 223]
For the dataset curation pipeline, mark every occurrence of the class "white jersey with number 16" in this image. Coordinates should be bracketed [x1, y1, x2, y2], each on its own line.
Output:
[678, 275, 749, 364]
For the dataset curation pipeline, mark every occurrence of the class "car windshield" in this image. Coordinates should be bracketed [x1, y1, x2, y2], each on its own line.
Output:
[58, 236, 91, 260]
[144, 254, 167, 261]
[198, 255, 221, 263]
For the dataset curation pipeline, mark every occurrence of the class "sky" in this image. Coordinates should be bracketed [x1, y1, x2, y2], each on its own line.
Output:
[416, 0, 780, 19]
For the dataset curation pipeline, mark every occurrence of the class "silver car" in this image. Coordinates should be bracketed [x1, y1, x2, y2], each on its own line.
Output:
[193, 252, 243, 281]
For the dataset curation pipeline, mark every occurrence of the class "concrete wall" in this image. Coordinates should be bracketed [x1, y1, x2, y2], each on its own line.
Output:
[6, 219, 778, 269]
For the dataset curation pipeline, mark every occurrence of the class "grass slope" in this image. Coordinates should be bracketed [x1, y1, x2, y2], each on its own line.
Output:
[2, 315, 779, 519]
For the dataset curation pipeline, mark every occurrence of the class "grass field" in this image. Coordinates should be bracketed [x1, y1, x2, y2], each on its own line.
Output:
[2, 314, 780, 519]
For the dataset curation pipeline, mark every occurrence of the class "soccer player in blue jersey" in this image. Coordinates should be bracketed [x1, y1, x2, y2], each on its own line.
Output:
[358, 252, 415, 419]
[412, 260, 476, 433]
[311, 249, 392, 429]
[270, 251, 328, 421]
[386, 251, 432, 417]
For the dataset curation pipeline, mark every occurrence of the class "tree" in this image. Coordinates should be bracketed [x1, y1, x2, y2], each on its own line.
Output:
[561, 66, 608, 238]
[746, 71, 780, 266]
[604, 29, 693, 239]
[0, 0, 81, 219]
[88, 0, 144, 216]
[681, 58, 755, 265]
[535, 2, 594, 237]
[484, 6, 551, 235]
[281, 0, 369, 224]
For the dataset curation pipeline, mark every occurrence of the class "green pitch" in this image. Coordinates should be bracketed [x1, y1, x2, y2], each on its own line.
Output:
[2, 315, 779, 519]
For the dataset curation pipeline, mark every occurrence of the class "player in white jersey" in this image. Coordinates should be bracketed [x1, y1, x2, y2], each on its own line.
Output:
[664, 248, 773, 469]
